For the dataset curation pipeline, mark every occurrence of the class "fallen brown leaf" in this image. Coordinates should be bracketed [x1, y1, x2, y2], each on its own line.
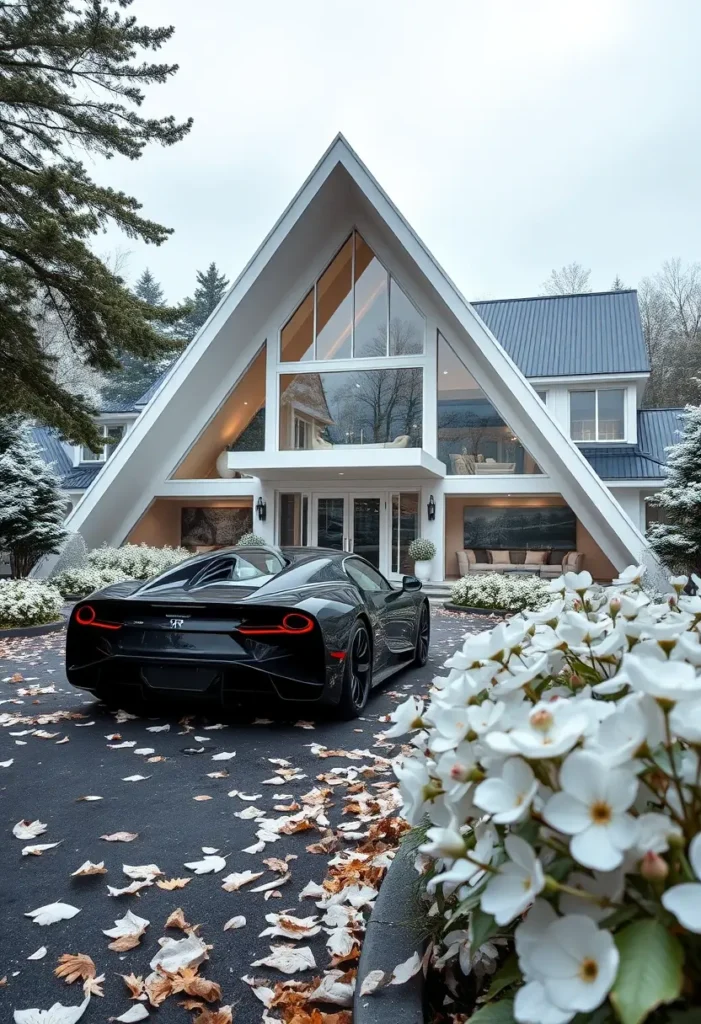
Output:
[193, 795, 212, 801]
[165, 907, 191, 931]
[120, 973, 145, 998]
[84, 973, 105, 997]
[184, 1005, 234, 1024]
[145, 970, 173, 1007]
[54, 953, 96, 984]
[157, 877, 191, 890]
[174, 968, 222, 1003]
[108, 931, 144, 952]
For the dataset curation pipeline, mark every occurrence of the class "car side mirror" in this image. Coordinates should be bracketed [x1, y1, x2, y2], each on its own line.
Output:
[402, 575, 422, 593]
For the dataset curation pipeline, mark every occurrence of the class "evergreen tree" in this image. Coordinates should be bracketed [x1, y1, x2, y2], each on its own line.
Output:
[0, 419, 67, 577]
[179, 263, 230, 340]
[134, 269, 165, 308]
[0, 1, 192, 448]
[611, 275, 627, 291]
[647, 399, 701, 574]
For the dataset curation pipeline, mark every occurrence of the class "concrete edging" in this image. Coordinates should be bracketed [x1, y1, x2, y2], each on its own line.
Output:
[354, 844, 426, 1024]
[443, 601, 508, 616]
[0, 618, 66, 640]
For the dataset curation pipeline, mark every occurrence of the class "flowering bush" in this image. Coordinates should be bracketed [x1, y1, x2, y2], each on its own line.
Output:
[236, 533, 267, 547]
[52, 543, 189, 596]
[387, 566, 701, 1024]
[451, 573, 551, 613]
[409, 538, 437, 562]
[0, 578, 63, 628]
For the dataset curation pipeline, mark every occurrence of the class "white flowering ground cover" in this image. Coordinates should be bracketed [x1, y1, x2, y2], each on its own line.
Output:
[0, 579, 63, 628]
[451, 573, 552, 613]
[51, 543, 189, 597]
[387, 566, 701, 1024]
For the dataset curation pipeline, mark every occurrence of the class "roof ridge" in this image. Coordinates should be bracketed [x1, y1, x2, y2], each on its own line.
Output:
[473, 289, 637, 305]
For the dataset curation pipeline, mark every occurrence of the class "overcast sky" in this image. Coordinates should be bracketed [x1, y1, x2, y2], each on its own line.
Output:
[98, 0, 701, 304]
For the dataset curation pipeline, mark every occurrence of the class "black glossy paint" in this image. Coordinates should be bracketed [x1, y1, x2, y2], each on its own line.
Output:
[65, 546, 429, 708]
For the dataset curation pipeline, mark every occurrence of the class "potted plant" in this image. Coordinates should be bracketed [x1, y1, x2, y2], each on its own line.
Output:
[408, 538, 436, 582]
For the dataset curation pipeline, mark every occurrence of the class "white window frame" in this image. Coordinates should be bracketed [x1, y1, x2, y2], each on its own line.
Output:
[568, 387, 626, 443]
[293, 414, 311, 450]
[80, 424, 126, 464]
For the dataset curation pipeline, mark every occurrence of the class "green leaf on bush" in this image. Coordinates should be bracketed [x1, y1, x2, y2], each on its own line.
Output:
[482, 954, 522, 1002]
[470, 907, 499, 950]
[610, 919, 684, 1024]
[468, 998, 515, 1023]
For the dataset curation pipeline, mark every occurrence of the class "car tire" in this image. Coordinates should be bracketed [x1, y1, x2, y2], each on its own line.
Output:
[336, 620, 372, 719]
[414, 603, 430, 667]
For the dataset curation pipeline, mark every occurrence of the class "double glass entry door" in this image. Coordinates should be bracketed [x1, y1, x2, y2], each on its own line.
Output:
[313, 494, 385, 570]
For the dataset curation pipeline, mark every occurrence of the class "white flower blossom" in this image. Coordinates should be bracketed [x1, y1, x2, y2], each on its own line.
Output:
[481, 835, 544, 925]
[532, 914, 619, 1014]
[486, 699, 588, 759]
[473, 758, 537, 823]
[382, 696, 424, 738]
[662, 833, 701, 933]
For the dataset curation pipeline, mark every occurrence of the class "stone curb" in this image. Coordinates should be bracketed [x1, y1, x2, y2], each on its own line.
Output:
[354, 844, 426, 1024]
[443, 601, 509, 616]
[0, 618, 66, 640]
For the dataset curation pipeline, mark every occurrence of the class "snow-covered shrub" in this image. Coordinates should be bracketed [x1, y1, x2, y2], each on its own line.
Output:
[387, 566, 701, 1023]
[450, 573, 551, 612]
[236, 533, 266, 547]
[52, 543, 189, 596]
[648, 401, 701, 574]
[0, 578, 63, 628]
[409, 538, 436, 562]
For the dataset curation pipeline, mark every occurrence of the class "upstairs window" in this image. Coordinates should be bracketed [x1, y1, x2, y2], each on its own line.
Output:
[80, 424, 125, 463]
[280, 230, 424, 362]
[570, 389, 625, 442]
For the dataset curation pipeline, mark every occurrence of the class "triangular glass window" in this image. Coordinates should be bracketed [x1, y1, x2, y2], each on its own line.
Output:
[437, 332, 542, 475]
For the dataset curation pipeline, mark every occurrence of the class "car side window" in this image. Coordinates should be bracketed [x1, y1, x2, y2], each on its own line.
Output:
[344, 558, 392, 594]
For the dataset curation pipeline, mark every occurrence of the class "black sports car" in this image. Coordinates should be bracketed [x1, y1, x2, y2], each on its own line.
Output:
[65, 546, 430, 718]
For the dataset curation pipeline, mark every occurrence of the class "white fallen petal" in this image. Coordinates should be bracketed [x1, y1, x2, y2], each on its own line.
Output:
[260, 912, 319, 938]
[223, 915, 246, 930]
[325, 927, 356, 957]
[149, 933, 209, 973]
[298, 881, 327, 901]
[76, 796, 102, 802]
[145, 724, 170, 732]
[250, 944, 316, 974]
[360, 969, 387, 996]
[309, 969, 355, 1006]
[221, 870, 263, 891]
[201, 846, 219, 854]
[111, 1006, 149, 1023]
[22, 842, 61, 857]
[390, 951, 422, 985]
[71, 861, 106, 877]
[211, 751, 236, 761]
[107, 880, 152, 897]
[242, 840, 266, 854]
[13, 819, 47, 840]
[241, 975, 274, 1007]
[122, 775, 150, 782]
[25, 902, 81, 926]
[27, 947, 47, 961]
[122, 864, 162, 880]
[14, 992, 90, 1024]
[1, 758, 13, 767]
[103, 910, 150, 939]
[184, 854, 226, 875]
[133, 748, 155, 756]
[109, 741, 137, 749]
[250, 874, 291, 894]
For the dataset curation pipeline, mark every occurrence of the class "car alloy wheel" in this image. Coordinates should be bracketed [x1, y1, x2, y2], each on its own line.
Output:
[415, 605, 430, 666]
[349, 624, 371, 709]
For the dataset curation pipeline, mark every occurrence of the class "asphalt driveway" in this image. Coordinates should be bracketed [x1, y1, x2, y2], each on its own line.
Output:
[0, 608, 487, 1023]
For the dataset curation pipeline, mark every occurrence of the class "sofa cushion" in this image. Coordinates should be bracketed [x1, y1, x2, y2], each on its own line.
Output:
[488, 550, 511, 565]
[525, 550, 549, 565]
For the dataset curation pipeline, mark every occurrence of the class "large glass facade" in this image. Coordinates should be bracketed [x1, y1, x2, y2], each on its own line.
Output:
[279, 368, 423, 450]
[279, 231, 425, 361]
[437, 333, 541, 475]
[391, 492, 419, 574]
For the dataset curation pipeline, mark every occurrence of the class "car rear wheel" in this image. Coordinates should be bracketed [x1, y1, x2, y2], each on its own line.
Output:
[336, 621, 372, 719]
[414, 604, 430, 667]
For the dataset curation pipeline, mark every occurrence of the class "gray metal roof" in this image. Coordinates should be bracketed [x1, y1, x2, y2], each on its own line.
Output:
[61, 464, 104, 490]
[30, 426, 73, 478]
[472, 290, 649, 377]
[580, 408, 684, 480]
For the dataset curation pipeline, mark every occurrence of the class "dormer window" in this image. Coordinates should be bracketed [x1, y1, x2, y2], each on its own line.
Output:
[280, 230, 424, 362]
[81, 424, 125, 463]
[570, 389, 625, 442]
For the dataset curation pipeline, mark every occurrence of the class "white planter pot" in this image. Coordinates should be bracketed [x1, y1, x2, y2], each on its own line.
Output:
[216, 450, 236, 479]
[413, 559, 432, 582]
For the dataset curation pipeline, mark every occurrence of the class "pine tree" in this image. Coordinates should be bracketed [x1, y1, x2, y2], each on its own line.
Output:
[647, 401, 701, 574]
[0, 420, 68, 577]
[179, 263, 230, 340]
[134, 269, 165, 308]
[0, 1, 192, 448]
[611, 275, 627, 291]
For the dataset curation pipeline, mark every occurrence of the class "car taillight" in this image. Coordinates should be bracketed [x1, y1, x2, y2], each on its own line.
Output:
[237, 612, 314, 636]
[74, 604, 122, 631]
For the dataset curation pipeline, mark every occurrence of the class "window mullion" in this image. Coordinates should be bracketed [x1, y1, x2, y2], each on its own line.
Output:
[594, 389, 599, 442]
[312, 282, 317, 359]
[350, 230, 356, 358]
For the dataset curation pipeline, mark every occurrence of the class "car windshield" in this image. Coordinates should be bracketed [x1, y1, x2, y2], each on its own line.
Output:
[140, 549, 286, 593]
